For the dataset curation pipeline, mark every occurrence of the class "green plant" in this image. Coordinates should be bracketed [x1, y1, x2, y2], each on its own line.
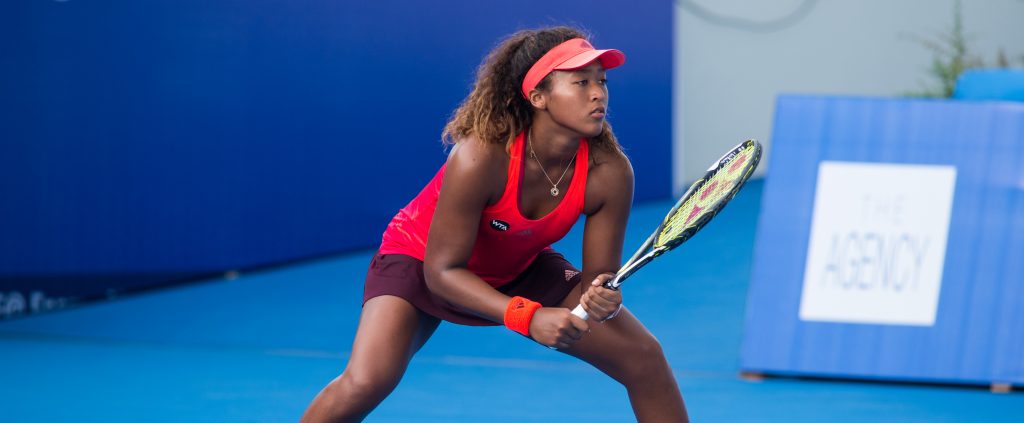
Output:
[906, 0, 1024, 98]
[907, 0, 983, 98]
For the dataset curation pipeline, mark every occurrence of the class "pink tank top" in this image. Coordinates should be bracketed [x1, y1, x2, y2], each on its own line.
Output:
[379, 130, 589, 287]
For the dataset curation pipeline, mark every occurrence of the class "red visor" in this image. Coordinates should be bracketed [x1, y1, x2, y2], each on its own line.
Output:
[521, 38, 626, 99]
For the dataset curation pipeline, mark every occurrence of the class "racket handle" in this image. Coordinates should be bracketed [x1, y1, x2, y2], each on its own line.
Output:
[571, 271, 627, 320]
[570, 304, 589, 320]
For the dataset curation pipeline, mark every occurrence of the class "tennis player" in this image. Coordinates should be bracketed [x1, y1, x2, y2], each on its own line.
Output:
[301, 26, 688, 422]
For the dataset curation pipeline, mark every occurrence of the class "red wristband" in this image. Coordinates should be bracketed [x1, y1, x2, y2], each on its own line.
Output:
[504, 296, 542, 336]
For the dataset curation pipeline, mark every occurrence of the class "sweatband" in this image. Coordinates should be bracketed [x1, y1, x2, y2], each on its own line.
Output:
[503, 296, 542, 336]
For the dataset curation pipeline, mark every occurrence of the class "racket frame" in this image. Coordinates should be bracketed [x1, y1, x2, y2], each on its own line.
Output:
[570, 139, 761, 319]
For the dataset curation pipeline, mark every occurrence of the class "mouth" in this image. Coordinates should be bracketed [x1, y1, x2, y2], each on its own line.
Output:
[589, 107, 606, 119]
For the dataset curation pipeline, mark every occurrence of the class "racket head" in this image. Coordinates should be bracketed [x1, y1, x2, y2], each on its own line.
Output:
[654, 139, 761, 251]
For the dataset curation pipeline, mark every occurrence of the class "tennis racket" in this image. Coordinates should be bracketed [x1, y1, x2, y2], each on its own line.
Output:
[571, 139, 762, 320]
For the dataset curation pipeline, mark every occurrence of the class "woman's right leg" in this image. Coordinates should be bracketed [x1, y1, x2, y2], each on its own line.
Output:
[300, 295, 440, 423]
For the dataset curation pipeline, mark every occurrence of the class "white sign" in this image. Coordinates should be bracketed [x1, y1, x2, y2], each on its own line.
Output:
[799, 161, 956, 326]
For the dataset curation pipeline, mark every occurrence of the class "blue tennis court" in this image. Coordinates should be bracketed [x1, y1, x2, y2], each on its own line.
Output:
[2, 180, 1020, 422]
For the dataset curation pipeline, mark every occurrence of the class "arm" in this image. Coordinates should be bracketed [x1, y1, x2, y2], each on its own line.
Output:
[577, 149, 635, 321]
[424, 140, 589, 348]
[423, 141, 510, 322]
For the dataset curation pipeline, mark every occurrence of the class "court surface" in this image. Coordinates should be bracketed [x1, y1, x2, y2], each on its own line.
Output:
[1, 180, 1021, 422]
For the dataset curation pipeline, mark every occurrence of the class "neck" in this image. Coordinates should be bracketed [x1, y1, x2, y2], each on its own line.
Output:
[529, 118, 580, 165]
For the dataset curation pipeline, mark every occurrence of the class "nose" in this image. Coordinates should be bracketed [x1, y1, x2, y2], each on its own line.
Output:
[590, 84, 607, 103]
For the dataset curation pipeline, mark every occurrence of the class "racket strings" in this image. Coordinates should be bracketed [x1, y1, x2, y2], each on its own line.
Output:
[656, 147, 757, 247]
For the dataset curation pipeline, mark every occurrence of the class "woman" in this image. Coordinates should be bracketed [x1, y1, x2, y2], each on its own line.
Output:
[302, 26, 688, 422]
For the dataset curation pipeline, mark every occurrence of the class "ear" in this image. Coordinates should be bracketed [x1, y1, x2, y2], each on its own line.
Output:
[528, 89, 547, 110]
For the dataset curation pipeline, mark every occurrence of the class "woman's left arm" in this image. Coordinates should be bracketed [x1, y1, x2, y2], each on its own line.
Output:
[578, 150, 635, 321]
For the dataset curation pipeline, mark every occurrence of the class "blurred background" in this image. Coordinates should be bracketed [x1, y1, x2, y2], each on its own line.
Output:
[673, 0, 1024, 185]
[1, 0, 1023, 421]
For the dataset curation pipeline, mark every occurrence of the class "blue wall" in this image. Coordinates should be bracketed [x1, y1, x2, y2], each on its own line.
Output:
[954, 70, 1024, 102]
[741, 95, 1024, 385]
[0, 1, 672, 316]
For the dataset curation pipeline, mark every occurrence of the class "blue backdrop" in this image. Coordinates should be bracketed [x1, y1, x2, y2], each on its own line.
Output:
[954, 70, 1024, 102]
[0, 1, 672, 317]
[741, 95, 1024, 386]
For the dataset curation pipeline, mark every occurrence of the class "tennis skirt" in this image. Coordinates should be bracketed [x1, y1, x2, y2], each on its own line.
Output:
[362, 250, 583, 326]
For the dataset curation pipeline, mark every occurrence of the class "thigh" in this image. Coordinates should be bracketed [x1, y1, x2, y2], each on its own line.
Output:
[554, 286, 663, 383]
[345, 295, 441, 380]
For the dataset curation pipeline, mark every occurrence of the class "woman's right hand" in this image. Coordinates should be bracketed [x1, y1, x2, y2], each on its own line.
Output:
[529, 307, 590, 349]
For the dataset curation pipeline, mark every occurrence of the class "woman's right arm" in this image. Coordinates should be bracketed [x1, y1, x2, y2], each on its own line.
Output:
[423, 140, 511, 322]
[423, 141, 588, 347]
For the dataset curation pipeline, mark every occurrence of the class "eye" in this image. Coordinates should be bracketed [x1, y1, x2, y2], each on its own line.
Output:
[598, 78, 608, 85]
[575, 79, 589, 86]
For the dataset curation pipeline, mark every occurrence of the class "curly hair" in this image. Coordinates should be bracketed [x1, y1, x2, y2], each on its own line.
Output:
[441, 26, 622, 154]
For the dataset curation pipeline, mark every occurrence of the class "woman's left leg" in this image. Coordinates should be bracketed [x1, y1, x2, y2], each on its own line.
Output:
[556, 291, 689, 423]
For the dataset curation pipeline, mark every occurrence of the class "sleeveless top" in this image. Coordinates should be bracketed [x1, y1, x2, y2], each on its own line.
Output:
[378, 129, 589, 287]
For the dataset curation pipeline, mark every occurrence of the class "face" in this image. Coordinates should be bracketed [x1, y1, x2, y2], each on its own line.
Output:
[538, 61, 609, 138]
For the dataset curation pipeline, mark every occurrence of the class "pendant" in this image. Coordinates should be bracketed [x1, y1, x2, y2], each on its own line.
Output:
[550, 187, 559, 196]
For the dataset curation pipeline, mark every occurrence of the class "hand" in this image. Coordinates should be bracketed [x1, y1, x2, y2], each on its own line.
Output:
[529, 307, 590, 349]
[580, 273, 623, 322]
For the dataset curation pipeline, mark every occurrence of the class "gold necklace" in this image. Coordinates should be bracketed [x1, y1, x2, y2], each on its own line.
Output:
[528, 128, 577, 197]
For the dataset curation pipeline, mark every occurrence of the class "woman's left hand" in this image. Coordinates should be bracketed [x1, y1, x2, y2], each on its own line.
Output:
[580, 273, 623, 322]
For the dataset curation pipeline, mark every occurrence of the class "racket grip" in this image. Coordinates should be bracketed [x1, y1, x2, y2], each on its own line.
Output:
[570, 304, 589, 320]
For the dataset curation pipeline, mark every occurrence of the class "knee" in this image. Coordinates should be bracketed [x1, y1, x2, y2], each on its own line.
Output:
[330, 369, 402, 405]
[617, 335, 671, 383]
[635, 333, 665, 357]
[302, 370, 402, 423]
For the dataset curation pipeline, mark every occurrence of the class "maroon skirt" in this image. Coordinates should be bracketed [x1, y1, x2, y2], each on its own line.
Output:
[362, 250, 583, 326]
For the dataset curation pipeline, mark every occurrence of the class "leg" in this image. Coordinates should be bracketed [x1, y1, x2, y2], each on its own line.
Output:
[300, 295, 440, 423]
[557, 291, 689, 423]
